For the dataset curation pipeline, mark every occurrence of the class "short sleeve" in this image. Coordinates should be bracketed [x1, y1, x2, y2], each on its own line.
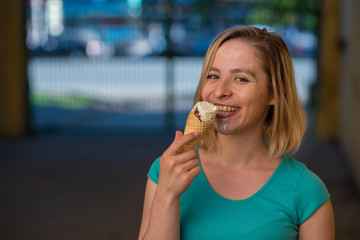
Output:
[295, 167, 330, 224]
[147, 156, 161, 184]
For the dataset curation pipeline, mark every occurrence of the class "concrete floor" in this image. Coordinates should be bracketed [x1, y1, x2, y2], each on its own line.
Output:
[0, 133, 359, 240]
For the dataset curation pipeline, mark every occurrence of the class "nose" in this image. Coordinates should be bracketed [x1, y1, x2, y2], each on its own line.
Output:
[214, 77, 232, 99]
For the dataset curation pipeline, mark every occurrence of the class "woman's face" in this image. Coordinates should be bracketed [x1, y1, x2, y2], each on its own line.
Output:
[201, 39, 274, 136]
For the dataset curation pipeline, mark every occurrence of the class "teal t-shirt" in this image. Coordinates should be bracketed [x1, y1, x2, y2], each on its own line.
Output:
[147, 154, 330, 240]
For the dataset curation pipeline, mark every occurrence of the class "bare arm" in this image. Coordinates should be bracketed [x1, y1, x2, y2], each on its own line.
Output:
[138, 131, 201, 240]
[138, 179, 157, 240]
[298, 199, 335, 240]
[138, 178, 182, 240]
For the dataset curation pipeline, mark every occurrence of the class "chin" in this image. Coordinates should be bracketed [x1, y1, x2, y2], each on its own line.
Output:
[214, 118, 233, 135]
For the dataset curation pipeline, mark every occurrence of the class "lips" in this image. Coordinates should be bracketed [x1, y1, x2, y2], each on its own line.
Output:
[215, 104, 240, 118]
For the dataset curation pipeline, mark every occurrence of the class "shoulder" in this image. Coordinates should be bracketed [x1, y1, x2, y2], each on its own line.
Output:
[281, 156, 329, 195]
[281, 156, 324, 185]
[281, 156, 306, 172]
[277, 156, 307, 184]
[284, 157, 329, 197]
[147, 156, 161, 184]
[282, 156, 330, 224]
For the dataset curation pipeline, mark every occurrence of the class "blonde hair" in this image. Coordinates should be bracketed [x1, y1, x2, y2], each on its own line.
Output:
[194, 26, 306, 159]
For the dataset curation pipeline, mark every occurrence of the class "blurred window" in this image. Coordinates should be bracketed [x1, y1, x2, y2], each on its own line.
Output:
[26, 0, 321, 134]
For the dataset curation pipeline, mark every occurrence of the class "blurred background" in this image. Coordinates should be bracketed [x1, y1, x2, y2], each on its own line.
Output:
[0, 0, 359, 239]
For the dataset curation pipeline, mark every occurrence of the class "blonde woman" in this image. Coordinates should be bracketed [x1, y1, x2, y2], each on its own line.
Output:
[139, 26, 335, 240]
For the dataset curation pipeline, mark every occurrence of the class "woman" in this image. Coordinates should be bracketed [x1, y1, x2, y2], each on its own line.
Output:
[138, 26, 335, 240]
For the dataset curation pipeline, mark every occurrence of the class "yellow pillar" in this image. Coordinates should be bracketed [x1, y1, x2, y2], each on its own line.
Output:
[316, 0, 340, 139]
[0, 1, 29, 137]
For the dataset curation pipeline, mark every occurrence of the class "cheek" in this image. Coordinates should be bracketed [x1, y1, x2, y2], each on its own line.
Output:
[201, 83, 211, 100]
[240, 91, 267, 108]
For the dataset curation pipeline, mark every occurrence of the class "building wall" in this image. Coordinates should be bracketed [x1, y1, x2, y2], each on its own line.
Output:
[340, 0, 360, 189]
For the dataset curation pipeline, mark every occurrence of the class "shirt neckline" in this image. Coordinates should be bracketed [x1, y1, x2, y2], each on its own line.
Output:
[196, 148, 286, 203]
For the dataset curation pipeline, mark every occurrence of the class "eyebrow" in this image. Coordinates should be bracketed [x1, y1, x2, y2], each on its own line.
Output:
[209, 67, 256, 78]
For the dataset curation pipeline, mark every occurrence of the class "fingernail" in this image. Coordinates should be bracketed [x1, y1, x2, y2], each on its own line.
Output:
[194, 131, 200, 136]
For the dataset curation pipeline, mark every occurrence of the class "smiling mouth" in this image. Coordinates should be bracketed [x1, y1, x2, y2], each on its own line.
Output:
[216, 105, 239, 116]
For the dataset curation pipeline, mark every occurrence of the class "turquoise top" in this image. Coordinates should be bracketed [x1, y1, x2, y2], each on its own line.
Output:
[147, 154, 330, 240]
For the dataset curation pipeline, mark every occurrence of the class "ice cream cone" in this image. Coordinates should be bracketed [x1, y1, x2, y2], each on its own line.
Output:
[181, 102, 217, 152]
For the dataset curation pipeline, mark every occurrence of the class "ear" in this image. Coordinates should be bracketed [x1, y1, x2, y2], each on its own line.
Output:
[269, 94, 276, 106]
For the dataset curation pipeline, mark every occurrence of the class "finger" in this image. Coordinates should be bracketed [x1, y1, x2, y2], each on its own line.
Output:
[163, 131, 189, 158]
[186, 165, 201, 180]
[171, 131, 200, 153]
[174, 130, 183, 140]
[174, 149, 198, 164]
[182, 159, 199, 171]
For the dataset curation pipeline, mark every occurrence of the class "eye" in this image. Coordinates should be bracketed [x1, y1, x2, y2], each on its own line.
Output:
[234, 77, 249, 83]
[207, 74, 220, 80]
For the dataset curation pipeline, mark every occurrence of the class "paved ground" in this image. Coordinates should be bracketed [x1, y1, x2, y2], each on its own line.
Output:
[0, 132, 359, 240]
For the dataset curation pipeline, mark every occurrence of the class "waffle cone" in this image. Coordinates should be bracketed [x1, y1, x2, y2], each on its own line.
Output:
[181, 109, 214, 152]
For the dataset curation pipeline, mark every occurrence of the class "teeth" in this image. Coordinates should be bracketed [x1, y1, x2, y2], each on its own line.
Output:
[216, 105, 238, 112]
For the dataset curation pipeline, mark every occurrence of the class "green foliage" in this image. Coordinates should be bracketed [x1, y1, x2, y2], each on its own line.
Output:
[245, 0, 321, 29]
[30, 93, 92, 109]
[187, 0, 321, 30]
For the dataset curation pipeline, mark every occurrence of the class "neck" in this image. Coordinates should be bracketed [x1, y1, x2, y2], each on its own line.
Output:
[211, 130, 270, 169]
